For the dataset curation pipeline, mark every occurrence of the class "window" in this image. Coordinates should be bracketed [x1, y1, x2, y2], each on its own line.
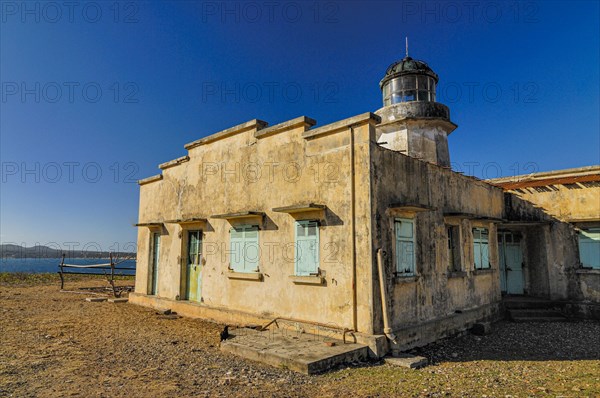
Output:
[473, 227, 490, 270]
[295, 220, 320, 276]
[229, 225, 259, 273]
[383, 75, 437, 105]
[149, 232, 160, 295]
[578, 228, 600, 269]
[395, 218, 415, 276]
[447, 225, 461, 272]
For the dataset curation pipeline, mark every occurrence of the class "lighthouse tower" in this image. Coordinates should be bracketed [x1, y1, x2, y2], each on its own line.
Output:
[375, 53, 456, 167]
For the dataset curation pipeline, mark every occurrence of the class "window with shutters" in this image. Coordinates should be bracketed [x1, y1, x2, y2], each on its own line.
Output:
[578, 227, 600, 269]
[229, 225, 260, 273]
[294, 220, 320, 276]
[473, 227, 490, 270]
[395, 218, 415, 276]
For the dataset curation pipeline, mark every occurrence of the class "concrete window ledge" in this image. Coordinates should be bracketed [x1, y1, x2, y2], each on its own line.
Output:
[448, 271, 467, 278]
[289, 275, 325, 285]
[227, 272, 263, 281]
[394, 275, 418, 283]
[576, 269, 600, 275]
[473, 269, 494, 275]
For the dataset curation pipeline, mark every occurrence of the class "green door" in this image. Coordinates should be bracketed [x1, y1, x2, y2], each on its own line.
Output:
[499, 231, 524, 295]
[185, 230, 202, 301]
[150, 232, 160, 295]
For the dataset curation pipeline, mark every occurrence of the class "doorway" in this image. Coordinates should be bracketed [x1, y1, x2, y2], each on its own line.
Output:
[498, 231, 524, 295]
[185, 230, 203, 301]
[149, 232, 160, 295]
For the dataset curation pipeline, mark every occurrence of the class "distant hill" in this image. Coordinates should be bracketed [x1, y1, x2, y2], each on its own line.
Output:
[0, 244, 136, 259]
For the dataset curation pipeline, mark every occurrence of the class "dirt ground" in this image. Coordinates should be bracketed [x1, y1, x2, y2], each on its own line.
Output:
[1, 274, 599, 398]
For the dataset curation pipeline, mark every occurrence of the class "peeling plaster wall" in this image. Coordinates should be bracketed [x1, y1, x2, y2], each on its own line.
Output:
[135, 119, 378, 333]
[508, 184, 600, 222]
[370, 145, 504, 335]
[504, 194, 599, 305]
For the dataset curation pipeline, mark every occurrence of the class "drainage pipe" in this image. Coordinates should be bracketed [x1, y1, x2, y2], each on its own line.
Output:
[377, 248, 397, 344]
[349, 125, 358, 332]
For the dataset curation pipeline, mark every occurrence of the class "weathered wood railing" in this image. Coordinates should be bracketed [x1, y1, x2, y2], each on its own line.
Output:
[58, 253, 135, 297]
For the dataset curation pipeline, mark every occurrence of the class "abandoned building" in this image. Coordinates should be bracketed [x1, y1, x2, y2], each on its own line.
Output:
[131, 54, 600, 359]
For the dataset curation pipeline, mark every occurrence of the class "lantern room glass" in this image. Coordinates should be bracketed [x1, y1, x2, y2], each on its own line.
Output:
[383, 75, 436, 106]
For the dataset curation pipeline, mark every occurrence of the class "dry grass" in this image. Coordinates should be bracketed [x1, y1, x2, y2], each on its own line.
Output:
[1, 274, 598, 397]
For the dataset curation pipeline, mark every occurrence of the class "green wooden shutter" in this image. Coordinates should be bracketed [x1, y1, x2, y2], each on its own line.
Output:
[295, 220, 319, 276]
[230, 226, 245, 272]
[395, 218, 415, 275]
[481, 229, 490, 269]
[243, 225, 259, 272]
[230, 225, 259, 273]
[473, 228, 490, 269]
[579, 228, 600, 269]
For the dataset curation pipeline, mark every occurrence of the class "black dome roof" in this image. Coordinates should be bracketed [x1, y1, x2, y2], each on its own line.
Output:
[380, 56, 439, 88]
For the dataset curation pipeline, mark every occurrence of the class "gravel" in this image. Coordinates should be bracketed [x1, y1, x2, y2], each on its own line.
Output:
[1, 277, 599, 397]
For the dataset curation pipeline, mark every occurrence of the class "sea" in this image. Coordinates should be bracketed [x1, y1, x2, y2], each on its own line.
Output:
[0, 258, 136, 275]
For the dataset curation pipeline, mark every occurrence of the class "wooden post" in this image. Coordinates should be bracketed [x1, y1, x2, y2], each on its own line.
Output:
[59, 253, 65, 290]
[109, 252, 119, 298]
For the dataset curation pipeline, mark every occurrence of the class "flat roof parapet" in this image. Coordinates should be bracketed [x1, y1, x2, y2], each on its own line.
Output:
[138, 174, 163, 185]
[489, 165, 600, 188]
[184, 119, 268, 150]
[255, 116, 316, 139]
[159, 155, 190, 170]
[302, 112, 381, 140]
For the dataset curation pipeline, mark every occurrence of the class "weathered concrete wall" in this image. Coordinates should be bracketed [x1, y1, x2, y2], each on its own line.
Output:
[503, 194, 600, 306]
[374, 102, 456, 167]
[134, 115, 379, 334]
[370, 145, 504, 338]
[507, 184, 600, 222]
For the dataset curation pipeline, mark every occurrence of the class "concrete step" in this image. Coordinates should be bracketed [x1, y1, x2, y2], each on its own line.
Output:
[503, 297, 562, 310]
[511, 316, 569, 323]
[509, 309, 565, 318]
[508, 308, 568, 322]
[385, 354, 428, 369]
[221, 328, 368, 374]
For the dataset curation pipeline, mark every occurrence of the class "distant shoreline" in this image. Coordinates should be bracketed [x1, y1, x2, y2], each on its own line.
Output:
[1, 257, 136, 260]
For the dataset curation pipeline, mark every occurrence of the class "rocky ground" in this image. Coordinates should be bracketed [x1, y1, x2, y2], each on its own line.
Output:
[1, 274, 599, 397]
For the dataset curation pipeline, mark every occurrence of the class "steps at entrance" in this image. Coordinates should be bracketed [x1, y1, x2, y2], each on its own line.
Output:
[508, 309, 568, 322]
[221, 327, 368, 374]
[504, 297, 569, 322]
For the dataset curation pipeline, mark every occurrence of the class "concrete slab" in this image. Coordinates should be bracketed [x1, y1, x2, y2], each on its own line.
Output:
[108, 298, 129, 303]
[85, 297, 107, 302]
[221, 327, 368, 374]
[384, 354, 428, 369]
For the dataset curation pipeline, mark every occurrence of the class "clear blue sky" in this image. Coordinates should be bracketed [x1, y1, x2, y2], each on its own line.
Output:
[1, 0, 599, 251]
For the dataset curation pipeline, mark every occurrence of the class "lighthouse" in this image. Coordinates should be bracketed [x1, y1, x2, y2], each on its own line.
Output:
[375, 52, 456, 167]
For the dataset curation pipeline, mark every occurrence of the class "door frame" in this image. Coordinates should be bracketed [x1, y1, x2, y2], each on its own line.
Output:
[181, 228, 203, 301]
[148, 231, 161, 295]
[498, 230, 525, 295]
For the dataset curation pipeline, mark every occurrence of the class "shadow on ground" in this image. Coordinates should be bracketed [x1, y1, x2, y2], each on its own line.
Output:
[408, 320, 600, 364]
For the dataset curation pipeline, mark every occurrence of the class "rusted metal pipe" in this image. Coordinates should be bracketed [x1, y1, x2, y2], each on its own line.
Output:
[349, 125, 358, 332]
[377, 248, 397, 344]
[259, 317, 356, 343]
